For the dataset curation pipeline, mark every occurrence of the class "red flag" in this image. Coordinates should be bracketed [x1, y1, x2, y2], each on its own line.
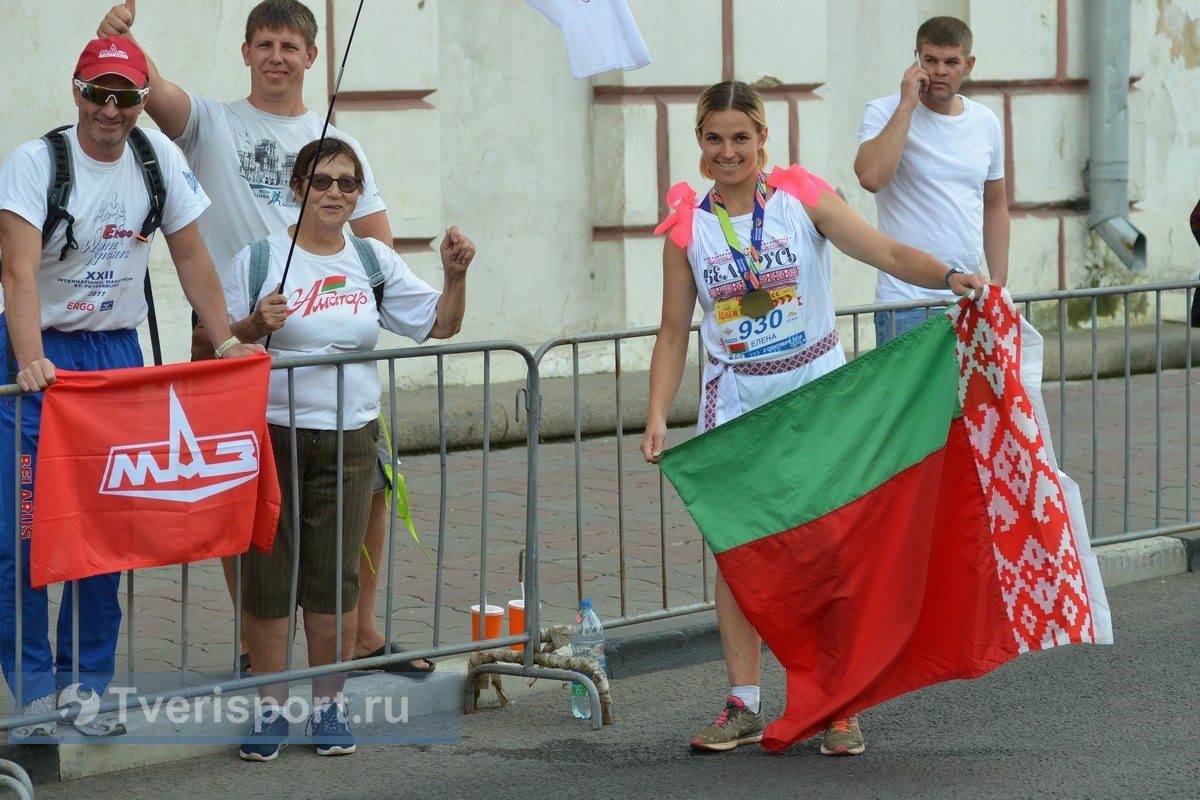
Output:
[30, 354, 280, 588]
[661, 289, 1112, 749]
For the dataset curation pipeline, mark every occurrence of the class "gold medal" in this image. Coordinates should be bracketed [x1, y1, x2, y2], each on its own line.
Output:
[740, 290, 775, 320]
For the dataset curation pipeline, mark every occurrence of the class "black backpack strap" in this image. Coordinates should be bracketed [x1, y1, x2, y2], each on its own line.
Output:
[127, 128, 167, 243]
[127, 128, 167, 365]
[40, 126, 77, 261]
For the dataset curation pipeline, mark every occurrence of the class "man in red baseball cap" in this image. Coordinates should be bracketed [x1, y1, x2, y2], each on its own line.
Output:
[0, 34, 261, 740]
[70, 36, 151, 162]
[75, 35, 150, 86]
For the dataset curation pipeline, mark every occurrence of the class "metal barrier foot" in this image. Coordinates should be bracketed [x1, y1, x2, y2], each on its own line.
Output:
[0, 760, 33, 800]
[467, 662, 606, 731]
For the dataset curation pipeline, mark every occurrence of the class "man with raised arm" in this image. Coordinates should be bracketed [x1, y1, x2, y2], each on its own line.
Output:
[98, 0, 438, 675]
[854, 15, 1009, 345]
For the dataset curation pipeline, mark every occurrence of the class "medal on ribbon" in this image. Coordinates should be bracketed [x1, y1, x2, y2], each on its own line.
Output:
[711, 175, 774, 321]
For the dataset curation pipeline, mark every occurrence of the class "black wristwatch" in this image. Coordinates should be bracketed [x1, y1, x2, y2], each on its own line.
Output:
[943, 267, 966, 289]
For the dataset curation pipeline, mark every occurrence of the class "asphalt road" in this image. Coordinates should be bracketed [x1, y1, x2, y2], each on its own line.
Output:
[32, 572, 1200, 800]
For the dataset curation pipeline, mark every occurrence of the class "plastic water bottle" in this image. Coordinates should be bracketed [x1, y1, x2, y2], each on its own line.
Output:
[570, 598, 607, 719]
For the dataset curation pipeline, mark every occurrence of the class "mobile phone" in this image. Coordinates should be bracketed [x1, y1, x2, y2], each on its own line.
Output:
[914, 58, 926, 94]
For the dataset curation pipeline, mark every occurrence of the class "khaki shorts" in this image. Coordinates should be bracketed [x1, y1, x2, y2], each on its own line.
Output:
[242, 421, 378, 618]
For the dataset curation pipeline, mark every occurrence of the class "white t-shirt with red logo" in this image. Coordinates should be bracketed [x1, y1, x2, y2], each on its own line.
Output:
[0, 126, 210, 331]
[221, 231, 440, 430]
[177, 95, 386, 272]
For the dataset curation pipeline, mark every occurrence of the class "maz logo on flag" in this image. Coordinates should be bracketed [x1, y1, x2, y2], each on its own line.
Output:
[100, 384, 260, 502]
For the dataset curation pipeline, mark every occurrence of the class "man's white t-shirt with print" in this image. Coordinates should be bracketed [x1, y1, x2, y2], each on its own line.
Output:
[858, 93, 1004, 303]
[0, 126, 209, 331]
[221, 231, 439, 430]
[177, 94, 385, 271]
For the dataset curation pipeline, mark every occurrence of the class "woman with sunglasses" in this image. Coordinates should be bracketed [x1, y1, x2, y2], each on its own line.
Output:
[217, 137, 474, 761]
[641, 81, 983, 757]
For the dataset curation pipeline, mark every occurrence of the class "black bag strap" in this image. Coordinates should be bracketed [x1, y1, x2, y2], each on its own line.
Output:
[126, 128, 168, 366]
[127, 127, 167, 243]
[40, 125, 77, 261]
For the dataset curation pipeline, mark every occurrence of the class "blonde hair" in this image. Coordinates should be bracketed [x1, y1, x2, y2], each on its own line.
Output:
[694, 81, 768, 180]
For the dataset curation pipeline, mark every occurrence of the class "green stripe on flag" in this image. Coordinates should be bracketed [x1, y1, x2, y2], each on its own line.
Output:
[320, 275, 348, 292]
[660, 315, 963, 554]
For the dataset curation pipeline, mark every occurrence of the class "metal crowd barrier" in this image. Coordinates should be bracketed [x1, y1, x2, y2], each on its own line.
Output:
[0, 339, 603, 755]
[1, 280, 1197, 766]
[534, 280, 1200, 631]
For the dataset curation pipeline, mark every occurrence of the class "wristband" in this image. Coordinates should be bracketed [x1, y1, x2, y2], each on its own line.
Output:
[214, 336, 242, 358]
[943, 267, 966, 289]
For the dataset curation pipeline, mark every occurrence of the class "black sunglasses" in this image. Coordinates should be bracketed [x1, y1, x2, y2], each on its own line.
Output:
[307, 173, 363, 193]
[73, 79, 150, 109]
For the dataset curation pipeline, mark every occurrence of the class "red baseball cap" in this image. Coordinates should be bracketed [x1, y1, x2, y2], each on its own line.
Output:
[74, 36, 149, 86]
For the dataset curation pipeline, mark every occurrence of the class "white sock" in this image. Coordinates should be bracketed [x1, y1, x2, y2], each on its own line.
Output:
[730, 685, 760, 714]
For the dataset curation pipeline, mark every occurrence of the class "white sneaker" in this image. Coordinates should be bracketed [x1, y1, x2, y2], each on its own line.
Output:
[73, 711, 127, 737]
[59, 686, 126, 737]
[10, 692, 57, 741]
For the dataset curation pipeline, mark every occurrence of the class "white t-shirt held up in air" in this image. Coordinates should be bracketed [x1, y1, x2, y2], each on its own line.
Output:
[177, 94, 385, 272]
[526, 0, 651, 78]
[221, 231, 440, 430]
[858, 93, 1004, 304]
[0, 126, 209, 332]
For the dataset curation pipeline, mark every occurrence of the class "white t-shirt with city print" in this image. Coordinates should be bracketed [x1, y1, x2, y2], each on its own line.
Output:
[221, 231, 440, 430]
[0, 126, 209, 331]
[177, 94, 386, 272]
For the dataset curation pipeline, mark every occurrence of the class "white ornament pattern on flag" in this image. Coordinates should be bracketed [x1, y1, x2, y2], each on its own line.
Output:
[950, 291, 1098, 653]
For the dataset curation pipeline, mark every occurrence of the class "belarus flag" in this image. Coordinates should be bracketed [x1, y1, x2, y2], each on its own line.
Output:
[660, 288, 1112, 751]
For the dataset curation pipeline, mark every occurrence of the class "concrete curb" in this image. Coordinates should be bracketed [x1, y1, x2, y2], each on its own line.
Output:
[3, 537, 1192, 784]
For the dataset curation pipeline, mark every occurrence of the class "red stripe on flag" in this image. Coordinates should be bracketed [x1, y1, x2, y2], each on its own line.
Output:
[716, 419, 1018, 749]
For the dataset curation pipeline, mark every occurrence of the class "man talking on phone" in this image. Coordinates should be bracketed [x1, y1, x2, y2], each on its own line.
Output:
[853, 15, 1009, 345]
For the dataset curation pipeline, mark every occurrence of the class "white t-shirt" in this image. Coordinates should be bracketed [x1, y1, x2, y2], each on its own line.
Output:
[222, 231, 440, 429]
[0, 126, 209, 331]
[858, 94, 1004, 303]
[526, 0, 651, 78]
[177, 95, 386, 271]
[686, 186, 846, 427]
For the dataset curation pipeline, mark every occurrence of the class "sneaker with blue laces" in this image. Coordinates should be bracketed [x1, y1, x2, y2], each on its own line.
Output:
[239, 707, 289, 762]
[308, 702, 356, 756]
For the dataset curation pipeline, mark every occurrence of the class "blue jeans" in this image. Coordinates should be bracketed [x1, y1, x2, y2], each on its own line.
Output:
[0, 321, 142, 705]
[874, 307, 947, 347]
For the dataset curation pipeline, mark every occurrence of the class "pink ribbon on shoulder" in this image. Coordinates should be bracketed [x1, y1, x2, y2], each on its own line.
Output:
[654, 182, 699, 249]
[766, 164, 835, 207]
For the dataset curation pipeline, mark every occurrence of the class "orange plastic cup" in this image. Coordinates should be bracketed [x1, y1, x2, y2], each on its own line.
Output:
[470, 604, 504, 641]
[507, 599, 526, 651]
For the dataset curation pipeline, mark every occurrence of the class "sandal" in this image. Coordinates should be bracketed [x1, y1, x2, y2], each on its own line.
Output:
[364, 644, 435, 676]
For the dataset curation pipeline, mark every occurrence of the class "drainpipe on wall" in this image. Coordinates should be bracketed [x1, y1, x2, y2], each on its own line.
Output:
[1087, 0, 1146, 271]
